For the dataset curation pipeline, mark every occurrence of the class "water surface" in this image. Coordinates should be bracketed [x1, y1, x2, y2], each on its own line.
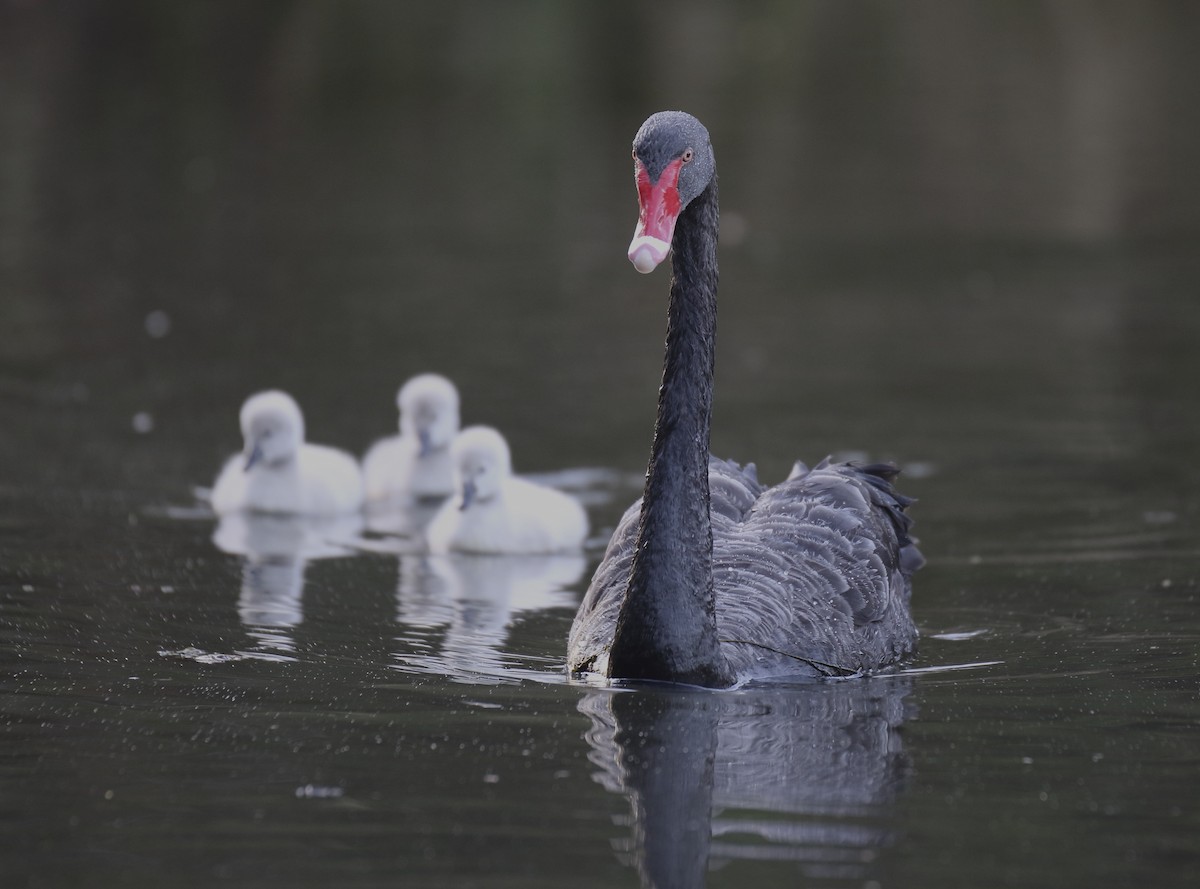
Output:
[2, 4, 1199, 887]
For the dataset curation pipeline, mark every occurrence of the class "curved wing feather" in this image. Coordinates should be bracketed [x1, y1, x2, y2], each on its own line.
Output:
[713, 460, 919, 678]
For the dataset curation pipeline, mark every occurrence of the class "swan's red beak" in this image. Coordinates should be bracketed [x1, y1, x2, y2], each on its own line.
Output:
[628, 158, 684, 274]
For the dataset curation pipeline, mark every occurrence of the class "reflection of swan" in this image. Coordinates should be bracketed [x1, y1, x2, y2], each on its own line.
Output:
[363, 373, 460, 505]
[569, 112, 920, 686]
[211, 390, 364, 515]
[394, 551, 586, 682]
[213, 512, 363, 648]
[580, 678, 914, 887]
[427, 426, 589, 554]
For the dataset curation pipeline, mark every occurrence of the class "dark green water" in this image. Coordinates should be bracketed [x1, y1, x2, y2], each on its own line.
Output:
[2, 3, 1199, 887]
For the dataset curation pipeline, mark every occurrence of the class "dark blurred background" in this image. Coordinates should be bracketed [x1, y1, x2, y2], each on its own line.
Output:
[1, 0, 1198, 515]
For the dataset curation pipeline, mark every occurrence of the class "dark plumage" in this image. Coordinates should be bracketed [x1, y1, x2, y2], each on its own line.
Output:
[567, 112, 920, 686]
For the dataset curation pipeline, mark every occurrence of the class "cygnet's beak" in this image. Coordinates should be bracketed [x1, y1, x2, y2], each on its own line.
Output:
[243, 441, 264, 471]
[459, 478, 478, 511]
[417, 427, 434, 458]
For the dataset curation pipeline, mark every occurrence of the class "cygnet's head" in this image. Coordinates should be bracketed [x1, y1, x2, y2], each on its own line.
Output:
[398, 374, 460, 456]
[239, 390, 305, 470]
[451, 426, 512, 510]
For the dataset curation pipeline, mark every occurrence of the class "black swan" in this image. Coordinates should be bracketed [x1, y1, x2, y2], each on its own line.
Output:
[567, 111, 921, 687]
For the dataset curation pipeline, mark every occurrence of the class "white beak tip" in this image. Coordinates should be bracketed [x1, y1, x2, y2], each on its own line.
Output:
[628, 236, 671, 274]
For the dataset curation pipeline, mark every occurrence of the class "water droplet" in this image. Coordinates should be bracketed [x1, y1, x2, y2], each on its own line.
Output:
[144, 310, 171, 338]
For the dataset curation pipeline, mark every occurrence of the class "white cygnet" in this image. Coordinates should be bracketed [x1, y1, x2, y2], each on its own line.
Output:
[211, 390, 364, 516]
[426, 426, 589, 555]
[363, 374, 460, 505]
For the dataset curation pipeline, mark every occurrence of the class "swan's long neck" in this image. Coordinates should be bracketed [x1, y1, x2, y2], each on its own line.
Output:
[609, 177, 733, 688]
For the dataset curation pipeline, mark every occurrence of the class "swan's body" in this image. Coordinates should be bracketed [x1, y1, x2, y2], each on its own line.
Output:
[211, 390, 364, 516]
[363, 374, 460, 505]
[567, 112, 920, 687]
[571, 456, 920, 681]
[426, 426, 589, 555]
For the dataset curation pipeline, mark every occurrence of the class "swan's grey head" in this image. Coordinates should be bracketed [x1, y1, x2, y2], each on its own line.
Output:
[240, 390, 304, 470]
[398, 373, 460, 456]
[628, 110, 715, 274]
[450, 425, 512, 510]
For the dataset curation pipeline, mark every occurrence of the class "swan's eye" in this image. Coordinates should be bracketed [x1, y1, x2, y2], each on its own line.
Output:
[681, 148, 694, 163]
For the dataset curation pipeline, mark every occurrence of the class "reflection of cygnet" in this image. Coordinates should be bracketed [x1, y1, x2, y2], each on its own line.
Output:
[363, 374, 460, 505]
[398, 552, 586, 630]
[211, 390, 364, 516]
[426, 426, 589, 554]
[214, 512, 364, 642]
[394, 551, 587, 681]
[238, 557, 306, 629]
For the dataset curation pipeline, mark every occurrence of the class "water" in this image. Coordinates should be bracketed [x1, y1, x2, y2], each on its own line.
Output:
[3, 3, 1200, 887]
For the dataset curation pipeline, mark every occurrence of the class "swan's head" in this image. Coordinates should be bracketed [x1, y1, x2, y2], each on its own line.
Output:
[398, 373, 460, 456]
[239, 390, 304, 470]
[628, 111, 715, 274]
[450, 425, 512, 510]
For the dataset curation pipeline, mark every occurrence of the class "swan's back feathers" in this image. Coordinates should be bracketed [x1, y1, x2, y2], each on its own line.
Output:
[708, 455, 763, 521]
[567, 457, 920, 679]
[714, 459, 919, 678]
